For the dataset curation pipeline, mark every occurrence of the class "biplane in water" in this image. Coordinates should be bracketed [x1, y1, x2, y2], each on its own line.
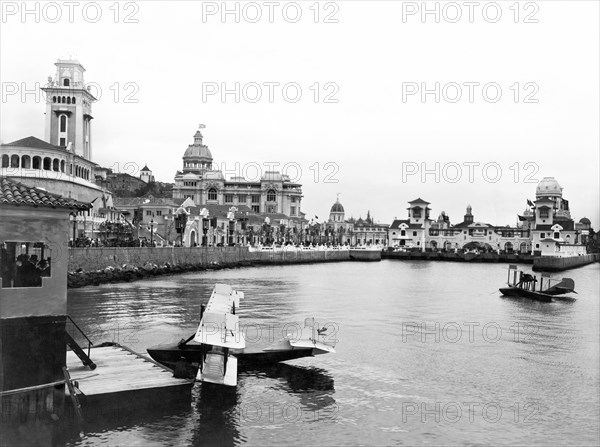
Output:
[499, 265, 576, 302]
[147, 284, 336, 387]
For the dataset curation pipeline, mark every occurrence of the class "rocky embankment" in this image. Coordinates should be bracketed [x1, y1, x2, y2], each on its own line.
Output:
[67, 262, 250, 288]
[67, 255, 346, 288]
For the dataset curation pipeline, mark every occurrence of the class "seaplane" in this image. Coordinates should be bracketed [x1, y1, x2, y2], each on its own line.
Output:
[147, 284, 336, 387]
[498, 265, 577, 302]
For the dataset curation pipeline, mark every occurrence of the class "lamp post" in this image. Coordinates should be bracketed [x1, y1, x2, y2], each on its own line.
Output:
[200, 208, 209, 246]
[149, 219, 155, 247]
[227, 207, 237, 246]
[174, 206, 189, 246]
[70, 212, 77, 246]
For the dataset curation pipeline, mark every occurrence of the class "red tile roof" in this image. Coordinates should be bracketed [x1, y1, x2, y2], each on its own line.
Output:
[0, 177, 91, 210]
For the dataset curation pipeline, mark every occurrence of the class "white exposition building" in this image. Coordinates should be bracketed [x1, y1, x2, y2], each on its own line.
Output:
[0, 59, 121, 241]
[173, 127, 303, 219]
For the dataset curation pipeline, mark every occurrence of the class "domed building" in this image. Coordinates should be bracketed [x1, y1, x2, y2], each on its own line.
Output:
[182, 129, 213, 174]
[576, 217, 592, 245]
[527, 177, 581, 254]
[322, 196, 355, 245]
[329, 197, 345, 221]
[172, 126, 306, 245]
[535, 176, 571, 219]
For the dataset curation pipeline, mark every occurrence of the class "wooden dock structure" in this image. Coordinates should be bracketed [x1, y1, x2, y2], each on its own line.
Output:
[66, 344, 194, 411]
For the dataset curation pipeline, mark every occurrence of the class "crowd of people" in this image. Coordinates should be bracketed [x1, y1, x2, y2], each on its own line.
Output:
[1, 247, 51, 288]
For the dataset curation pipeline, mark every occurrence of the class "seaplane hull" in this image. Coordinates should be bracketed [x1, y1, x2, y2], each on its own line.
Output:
[147, 342, 327, 370]
[499, 286, 553, 302]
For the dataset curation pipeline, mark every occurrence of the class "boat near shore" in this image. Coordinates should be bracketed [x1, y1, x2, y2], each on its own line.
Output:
[499, 265, 576, 302]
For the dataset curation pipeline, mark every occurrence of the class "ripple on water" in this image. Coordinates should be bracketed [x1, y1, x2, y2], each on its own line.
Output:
[60, 261, 600, 446]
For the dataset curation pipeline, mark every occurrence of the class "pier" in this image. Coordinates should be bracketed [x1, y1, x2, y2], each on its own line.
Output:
[66, 344, 194, 411]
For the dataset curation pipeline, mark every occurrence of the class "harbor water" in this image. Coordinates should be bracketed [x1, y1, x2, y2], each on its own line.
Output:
[54, 261, 599, 445]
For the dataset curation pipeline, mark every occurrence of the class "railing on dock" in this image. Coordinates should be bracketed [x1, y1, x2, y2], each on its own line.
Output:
[66, 315, 96, 370]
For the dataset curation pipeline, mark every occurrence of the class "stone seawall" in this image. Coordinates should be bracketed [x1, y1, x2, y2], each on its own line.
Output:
[382, 250, 535, 264]
[67, 247, 351, 288]
[532, 253, 600, 272]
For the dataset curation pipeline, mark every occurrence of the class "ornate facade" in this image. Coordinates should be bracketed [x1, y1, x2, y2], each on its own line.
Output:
[173, 127, 304, 227]
[0, 59, 122, 244]
[388, 177, 585, 255]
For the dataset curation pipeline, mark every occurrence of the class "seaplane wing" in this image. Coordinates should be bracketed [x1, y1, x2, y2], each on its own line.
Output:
[288, 318, 336, 354]
[193, 284, 246, 349]
[289, 338, 336, 354]
[194, 311, 246, 349]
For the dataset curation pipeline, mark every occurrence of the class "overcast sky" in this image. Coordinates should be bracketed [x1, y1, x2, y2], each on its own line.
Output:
[1, 1, 598, 227]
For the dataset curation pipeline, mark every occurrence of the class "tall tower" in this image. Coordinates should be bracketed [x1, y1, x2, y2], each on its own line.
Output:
[41, 59, 96, 160]
[140, 165, 155, 183]
[464, 204, 474, 224]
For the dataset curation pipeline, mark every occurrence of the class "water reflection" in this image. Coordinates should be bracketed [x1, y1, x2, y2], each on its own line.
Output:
[60, 261, 599, 446]
[192, 384, 241, 447]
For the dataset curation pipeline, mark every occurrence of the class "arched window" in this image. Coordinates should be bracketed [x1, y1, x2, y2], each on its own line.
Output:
[33, 156, 41, 169]
[43, 157, 52, 170]
[72, 97, 76, 104]
[62, 96, 66, 103]
[63, 78, 70, 87]
[10, 155, 19, 168]
[21, 155, 31, 169]
[67, 97, 71, 104]
[60, 115, 67, 132]
[504, 242, 513, 252]
[60, 160, 65, 172]
[267, 189, 276, 202]
[208, 188, 217, 201]
[53, 96, 56, 103]
[53, 159, 59, 171]
[1, 154, 9, 168]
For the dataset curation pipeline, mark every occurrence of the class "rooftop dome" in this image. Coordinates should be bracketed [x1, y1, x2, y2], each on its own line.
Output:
[183, 130, 212, 160]
[183, 144, 212, 160]
[536, 177, 562, 198]
[579, 217, 591, 225]
[331, 200, 344, 213]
